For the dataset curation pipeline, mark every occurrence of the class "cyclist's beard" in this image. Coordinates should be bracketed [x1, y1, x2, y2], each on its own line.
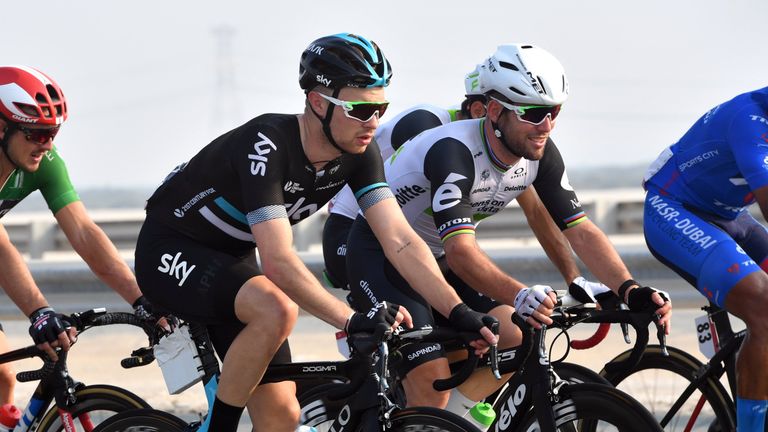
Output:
[493, 116, 535, 161]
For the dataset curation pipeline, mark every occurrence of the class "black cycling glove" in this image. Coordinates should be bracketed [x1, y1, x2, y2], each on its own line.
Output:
[28, 307, 68, 345]
[133, 296, 177, 334]
[626, 286, 669, 313]
[345, 301, 400, 334]
[448, 303, 499, 335]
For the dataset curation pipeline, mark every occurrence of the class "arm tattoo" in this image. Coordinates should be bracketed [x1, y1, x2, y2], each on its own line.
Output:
[396, 241, 412, 254]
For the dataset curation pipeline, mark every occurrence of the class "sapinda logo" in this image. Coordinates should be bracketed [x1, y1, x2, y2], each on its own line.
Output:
[249, 133, 277, 176]
[433, 173, 467, 212]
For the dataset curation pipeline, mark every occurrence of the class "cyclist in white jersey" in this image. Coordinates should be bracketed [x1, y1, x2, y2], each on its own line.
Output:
[345, 44, 673, 412]
[324, 67, 606, 304]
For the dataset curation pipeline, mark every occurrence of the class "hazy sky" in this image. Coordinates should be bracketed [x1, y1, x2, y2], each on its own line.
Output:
[4, 0, 768, 189]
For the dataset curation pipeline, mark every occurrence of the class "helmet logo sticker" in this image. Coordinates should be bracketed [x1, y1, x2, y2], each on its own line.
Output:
[316, 75, 332, 87]
[307, 44, 324, 55]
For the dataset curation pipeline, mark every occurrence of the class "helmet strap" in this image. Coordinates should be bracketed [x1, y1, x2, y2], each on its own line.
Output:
[491, 110, 524, 159]
[309, 87, 347, 154]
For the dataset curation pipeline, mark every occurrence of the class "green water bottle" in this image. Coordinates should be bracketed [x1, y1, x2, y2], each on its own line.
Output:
[468, 402, 496, 431]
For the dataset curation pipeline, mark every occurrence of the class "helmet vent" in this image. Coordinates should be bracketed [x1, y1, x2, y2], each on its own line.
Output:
[507, 86, 527, 97]
[15, 103, 39, 118]
[498, 61, 519, 72]
[46, 84, 62, 102]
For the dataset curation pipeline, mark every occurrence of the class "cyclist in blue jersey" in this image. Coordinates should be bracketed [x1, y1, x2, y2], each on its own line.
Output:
[344, 44, 672, 412]
[0, 66, 168, 406]
[134, 34, 498, 432]
[644, 87, 768, 431]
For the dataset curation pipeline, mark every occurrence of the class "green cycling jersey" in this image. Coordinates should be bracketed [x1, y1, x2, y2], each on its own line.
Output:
[0, 147, 80, 219]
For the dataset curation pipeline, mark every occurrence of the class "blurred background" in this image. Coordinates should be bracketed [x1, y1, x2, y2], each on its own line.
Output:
[4, 0, 768, 196]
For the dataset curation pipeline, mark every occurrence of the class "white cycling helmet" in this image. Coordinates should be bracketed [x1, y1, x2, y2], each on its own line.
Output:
[463, 64, 484, 96]
[478, 43, 568, 106]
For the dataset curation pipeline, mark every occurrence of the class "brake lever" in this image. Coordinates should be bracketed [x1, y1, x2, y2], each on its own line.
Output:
[654, 314, 669, 356]
[489, 343, 501, 380]
[620, 303, 632, 344]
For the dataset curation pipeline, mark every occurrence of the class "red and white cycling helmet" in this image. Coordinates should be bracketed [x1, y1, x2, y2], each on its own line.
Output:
[0, 65, 68, 126]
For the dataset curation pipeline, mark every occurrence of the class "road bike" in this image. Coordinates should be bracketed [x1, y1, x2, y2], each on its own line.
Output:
[0, 308, 160, 432]
[91, 320, 492, 431]
[599, 301, 754, 432]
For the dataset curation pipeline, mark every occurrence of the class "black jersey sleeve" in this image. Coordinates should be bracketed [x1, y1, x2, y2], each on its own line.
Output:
[390, 109, 444, 151]
[532, 139, 587, 230]
[236, 125, 290, 225]
[423, 138, 477, 242]
[347, 140, 394, 213]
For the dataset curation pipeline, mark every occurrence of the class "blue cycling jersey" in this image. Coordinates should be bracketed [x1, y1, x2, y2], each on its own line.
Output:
[644, 87, 768, 219]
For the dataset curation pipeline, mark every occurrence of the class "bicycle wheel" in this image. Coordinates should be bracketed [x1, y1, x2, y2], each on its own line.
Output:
[517, 383, 663, 432]
[90, 408, 188, 431]
[553, 362, 612, 386]
[600, 345, 736, 432]
[37, 384, 151, 432]
[298, 382, 347, 431]
[389, 406, 483, 431]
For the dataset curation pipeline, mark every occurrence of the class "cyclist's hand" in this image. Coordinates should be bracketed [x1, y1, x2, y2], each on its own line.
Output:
[569, 276, 616, 309]
[345, 301, 412, 334]
[448, 303, 499, 355]
[514, 285, 556, 329]
[133, 296, 176, 335]
[626, 286, 672, 334]
[28, 307, 77, 361]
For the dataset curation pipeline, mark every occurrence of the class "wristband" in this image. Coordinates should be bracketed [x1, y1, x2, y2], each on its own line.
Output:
[618, 279, 639, 302]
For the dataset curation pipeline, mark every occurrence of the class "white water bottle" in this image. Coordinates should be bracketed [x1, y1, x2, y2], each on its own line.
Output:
[466, 402, 496, 431]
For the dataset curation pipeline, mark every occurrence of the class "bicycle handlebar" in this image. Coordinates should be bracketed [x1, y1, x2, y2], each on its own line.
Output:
[7, 308, 160, 382]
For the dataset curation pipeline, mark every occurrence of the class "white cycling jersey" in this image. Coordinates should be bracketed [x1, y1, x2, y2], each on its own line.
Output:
[376, 118, 586, 256]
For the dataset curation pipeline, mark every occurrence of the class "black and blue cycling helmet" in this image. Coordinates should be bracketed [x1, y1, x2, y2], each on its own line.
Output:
[299, 33, 392, 92]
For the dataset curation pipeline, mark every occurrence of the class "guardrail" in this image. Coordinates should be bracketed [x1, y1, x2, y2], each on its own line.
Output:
[5, 188, 764, 259]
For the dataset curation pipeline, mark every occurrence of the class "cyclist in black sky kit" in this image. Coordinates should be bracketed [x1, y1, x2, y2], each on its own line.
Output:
[133, 33, 498, 432]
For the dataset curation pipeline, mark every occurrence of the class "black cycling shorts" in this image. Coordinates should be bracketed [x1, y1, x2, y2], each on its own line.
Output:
[322, 213, 355, 289]
[346, 215, 499, 375]
[135, 217, 291, 365]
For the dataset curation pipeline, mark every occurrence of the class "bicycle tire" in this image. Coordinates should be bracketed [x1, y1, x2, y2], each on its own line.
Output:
[90, 408, 188, 432]
[600, 345, 736, 432]
[389, 406, 484, 431]
[300, 384, 480, 431]
[298, 382, 347, 430]
[516, 382, 663, 432]
[552, 362, 612, 386]
[37, 384, 151, 432]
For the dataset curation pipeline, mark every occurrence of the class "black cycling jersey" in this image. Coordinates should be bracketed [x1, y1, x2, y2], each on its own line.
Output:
[145, 113, 391, 253]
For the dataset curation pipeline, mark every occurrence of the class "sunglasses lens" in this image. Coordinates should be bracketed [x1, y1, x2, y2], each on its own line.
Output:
[347, 102, 389, 122]
[19, 126, 59, 143]
[519, 106, 561, 124]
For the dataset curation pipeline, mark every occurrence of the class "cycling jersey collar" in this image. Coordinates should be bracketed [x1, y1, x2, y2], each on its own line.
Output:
[480, 118, 512, 173]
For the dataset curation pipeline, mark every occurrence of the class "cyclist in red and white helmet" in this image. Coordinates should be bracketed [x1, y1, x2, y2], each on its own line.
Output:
[0, 65, 170, 406]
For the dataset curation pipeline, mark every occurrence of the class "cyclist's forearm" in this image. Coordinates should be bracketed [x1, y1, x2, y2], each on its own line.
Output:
[382, 232, 462, 318]
[70, 223, 142, 304]
[445, 238, 525, 306]
[261, 252, 350, 329]
[0, 230, 48, 315]
[564, 221, 633, 292]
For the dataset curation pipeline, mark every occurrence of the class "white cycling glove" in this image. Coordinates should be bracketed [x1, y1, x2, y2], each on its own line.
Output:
[514, 285, 555, 320]
[569, 276, 612, 304]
